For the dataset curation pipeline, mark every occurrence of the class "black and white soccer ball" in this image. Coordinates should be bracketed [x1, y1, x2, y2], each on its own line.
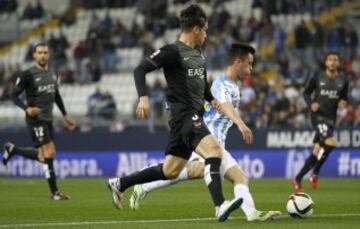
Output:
[286, 192, 314, 218]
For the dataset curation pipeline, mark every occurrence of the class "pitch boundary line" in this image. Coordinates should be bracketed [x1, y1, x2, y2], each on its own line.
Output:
[1, 213, 360, 228]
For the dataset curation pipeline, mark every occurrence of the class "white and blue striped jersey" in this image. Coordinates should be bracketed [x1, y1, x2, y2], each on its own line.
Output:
[203, 73, 241, 148]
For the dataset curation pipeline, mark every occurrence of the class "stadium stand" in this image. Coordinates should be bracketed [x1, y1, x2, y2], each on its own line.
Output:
[0, 0, 359, 131]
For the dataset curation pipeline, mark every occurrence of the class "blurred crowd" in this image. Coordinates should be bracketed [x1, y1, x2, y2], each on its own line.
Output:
[0, 0, 359, 130]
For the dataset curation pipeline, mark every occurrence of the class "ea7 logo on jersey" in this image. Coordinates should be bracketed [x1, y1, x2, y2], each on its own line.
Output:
[188, 68, 205, 79]
[38, 84, 55, 93]
[320, 89, 338, 99]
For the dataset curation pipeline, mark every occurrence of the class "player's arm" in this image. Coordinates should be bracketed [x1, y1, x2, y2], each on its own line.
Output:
[204, 70, 221, 113]
[10, 72, 41, 117]
[338, 78, 349, 108]
[133, 46, 174, 120]
[204, 69, 215, 102]
[55, 89, 76, 131]
[220, 102, 253, 144]
[134, 58, 157, 120]
[303, 74, 319, 112]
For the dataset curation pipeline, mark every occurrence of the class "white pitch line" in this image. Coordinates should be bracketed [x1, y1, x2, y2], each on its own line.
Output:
[0, 213, 359, 228]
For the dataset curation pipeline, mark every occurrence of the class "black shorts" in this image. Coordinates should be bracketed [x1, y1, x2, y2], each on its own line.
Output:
[311, 116, 334, 144]
[165, 113, 211, 160]
[26, 120, 54, 147]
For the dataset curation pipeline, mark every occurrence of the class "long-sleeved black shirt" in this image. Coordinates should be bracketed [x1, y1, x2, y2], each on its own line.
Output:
[134, 41, 214, 120]
[303, 71, 349, 124]
[11, 66, 67, 122]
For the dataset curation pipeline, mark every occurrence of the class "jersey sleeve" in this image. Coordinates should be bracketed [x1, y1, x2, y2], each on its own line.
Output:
[303, 74, 318, 107]
[339, 78, 349, 101]
[146, 44, 177, 69]
[10, 71, 30, 110]
[13, 71, 29, 92]
[212, 83, 232, 104]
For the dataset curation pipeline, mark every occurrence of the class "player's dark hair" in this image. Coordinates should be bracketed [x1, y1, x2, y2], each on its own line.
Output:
[179, 4, 207, 31]
[324, 51, 340, 63]
[227, 43, 256, 65]
[33, 42, 49, 53]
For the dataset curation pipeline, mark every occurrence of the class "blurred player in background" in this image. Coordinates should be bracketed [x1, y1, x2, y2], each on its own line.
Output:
[2, 43, 77, 200]
[292, 52, 349, 191]
[107, 4, 242, 222]
[129, 43, 281, 222]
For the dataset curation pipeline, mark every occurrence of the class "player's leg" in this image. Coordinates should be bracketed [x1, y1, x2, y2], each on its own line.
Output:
[130, 157, 204, 210]
[220, 151, 255, 220]
[140, 154, 203, 193]
[222, 152, 281, 221]
[35, 121, 69, 200]
[108, 154, 187, 209]
[195, 134, 242, 222]
[40, 141, 69, 200]
[293, 126, 322, 191]
[108, 128, 191, 209]
[2, 142, 40, 166]
[310, 136, 336, 189]
[2, 121, 44, 165]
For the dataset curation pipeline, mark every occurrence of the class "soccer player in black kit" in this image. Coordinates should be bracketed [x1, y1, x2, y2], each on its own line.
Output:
[107, 5, 242, 221]
[2, 43, 77, 200]
[292, 52, 349, 192]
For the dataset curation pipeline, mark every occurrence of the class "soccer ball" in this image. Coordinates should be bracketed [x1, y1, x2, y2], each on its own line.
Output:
[286, 192, 314, 218]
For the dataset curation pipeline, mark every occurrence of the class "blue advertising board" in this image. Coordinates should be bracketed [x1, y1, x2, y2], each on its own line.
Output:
[1, 149, 359, 178]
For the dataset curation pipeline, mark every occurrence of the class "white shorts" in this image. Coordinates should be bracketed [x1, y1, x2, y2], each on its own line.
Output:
[188, 150, 238, 178]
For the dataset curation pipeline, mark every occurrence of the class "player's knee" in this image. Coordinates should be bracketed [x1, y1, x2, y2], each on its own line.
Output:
[207, 145, 223, 158]
[163, 167, 181, 179]
[227, 168, 249, 185]
[188, 161, 204, 179]
[325, 137, 336, 147]
[43, 149, 56, 158]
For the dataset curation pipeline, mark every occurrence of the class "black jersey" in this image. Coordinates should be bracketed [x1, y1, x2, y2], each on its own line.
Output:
[11, 66, 66, 122]
[147, 41, 213, 118]
[304, 72, 349, 124]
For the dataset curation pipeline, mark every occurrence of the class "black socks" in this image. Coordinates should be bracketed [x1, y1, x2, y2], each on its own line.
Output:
[119, 163, 167, 192]
[43, 158, 58, 194]
[296, 154, 317, 182]
[204, 157, 225, 207]
[13, 146, 39, 161]
[313, 145, 335, 175]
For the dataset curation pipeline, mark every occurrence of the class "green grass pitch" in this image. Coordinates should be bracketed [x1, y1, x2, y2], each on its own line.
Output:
[0, 178, 359, 228]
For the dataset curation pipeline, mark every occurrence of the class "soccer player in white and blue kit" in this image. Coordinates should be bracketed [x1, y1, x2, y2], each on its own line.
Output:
[129, 43, 281, 221]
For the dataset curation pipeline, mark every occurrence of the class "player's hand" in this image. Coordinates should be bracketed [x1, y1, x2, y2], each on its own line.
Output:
[211, 100, 222, 113]
[338, 100, 347, 108]
[311, 102, 320, 112]
[238, 124, 253, 144]
[136, 96, 150, 120]
[64, 115, 77, 131]
[26, 106, 41, 117]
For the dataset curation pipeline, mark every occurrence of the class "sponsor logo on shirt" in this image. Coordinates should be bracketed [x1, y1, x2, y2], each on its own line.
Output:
[320, 89, 338, 99]
[38, 84, 55, 93]
[188, 68, 205, 79]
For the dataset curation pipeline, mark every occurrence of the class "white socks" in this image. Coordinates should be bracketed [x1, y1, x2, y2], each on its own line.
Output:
[234, 183, 256, 219]
[142, 166, 189, 193]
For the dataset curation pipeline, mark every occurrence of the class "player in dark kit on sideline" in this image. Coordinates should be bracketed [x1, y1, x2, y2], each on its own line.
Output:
[2, 43, 77, 200]
[292, 52, 349, 191]
[107, 4, 242, 222]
